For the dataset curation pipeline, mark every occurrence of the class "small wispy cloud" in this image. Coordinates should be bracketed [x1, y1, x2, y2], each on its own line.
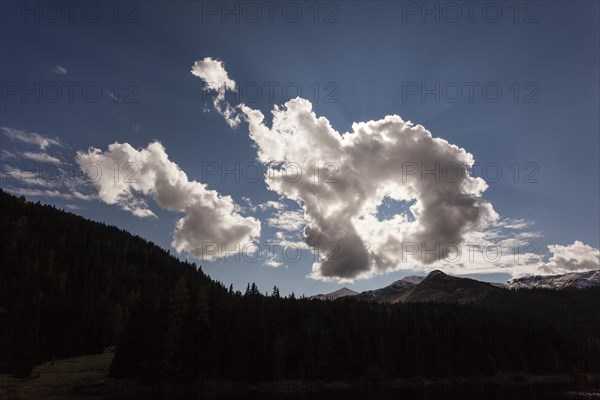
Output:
[268, 209, 306, 232]
[21, 151, 61, 164]
[4, 187, 92, 201]
[2, 165, 58, 188]
[0, 150, 16, 159]
[1, 127, 63, 150]
[107, 91, 119, 102]
[52, 65, 68, 75]
[258, 200, 285, 211]
[1, 128, 98, 205]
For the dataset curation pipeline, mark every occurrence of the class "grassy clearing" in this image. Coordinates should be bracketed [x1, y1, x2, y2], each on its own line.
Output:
[0, 348, 114, 399]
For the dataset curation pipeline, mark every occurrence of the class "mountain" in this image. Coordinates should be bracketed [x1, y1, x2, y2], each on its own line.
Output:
[315, 270, 600, 304]
[311, 287, 358, 300]
[315, 271, 497, 304]
[399, 275, 426, 285]
[394, 270, 500, 304]
[354, 275, 425, 302]
[311, 276, 426, 302]
[507, 270, 600, 290]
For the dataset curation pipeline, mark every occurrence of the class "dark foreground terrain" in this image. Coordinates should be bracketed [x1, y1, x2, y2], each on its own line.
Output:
[1, 189, 599, 399]
[1, 349, 599, 400]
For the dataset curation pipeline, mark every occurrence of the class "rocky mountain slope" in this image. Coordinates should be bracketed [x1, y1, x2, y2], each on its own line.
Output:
[507, 270, 600, 290]
[394, 270, 499, 304]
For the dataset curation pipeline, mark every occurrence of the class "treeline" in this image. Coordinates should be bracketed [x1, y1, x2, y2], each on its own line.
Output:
[0, 190, 213, 377]
[1, 189, 599, 382]
[111, 277, 600, 382]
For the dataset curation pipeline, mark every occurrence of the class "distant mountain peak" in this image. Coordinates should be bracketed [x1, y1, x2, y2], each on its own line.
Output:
[387, 275, 425, 285]
[334, 287, 357, 296]
[311, 287, 358, 300]
[396, 270, 498, 304]
[427, 269, 446, 277]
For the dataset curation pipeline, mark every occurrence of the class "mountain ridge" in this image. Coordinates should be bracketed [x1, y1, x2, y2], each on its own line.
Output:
[507, 270, 600, 290]
[312, 269, 600, 303]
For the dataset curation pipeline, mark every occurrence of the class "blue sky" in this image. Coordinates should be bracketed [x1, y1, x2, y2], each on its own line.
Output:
[1, 1, 599, 296]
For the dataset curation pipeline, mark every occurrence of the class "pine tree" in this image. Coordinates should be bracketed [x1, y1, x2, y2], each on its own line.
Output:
[271, 285, 280, 298]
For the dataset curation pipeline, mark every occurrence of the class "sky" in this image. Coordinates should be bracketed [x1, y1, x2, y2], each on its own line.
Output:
[1, 1, 599, 296]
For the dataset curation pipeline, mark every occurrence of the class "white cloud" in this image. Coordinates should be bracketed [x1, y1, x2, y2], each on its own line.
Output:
[4, 187, 90, 200]
[265, 258, 284, 268]
[52, 65, 68, 75]
[1, 127, 63, 150]
[76, 141, 261, 260]
[191, 57, 236, 91]
[429, 219, 543, 278]
[273, 230, 310, 250]
[267, 207, 311, 255]
[191, 57, 241, 127]
[537, 241, 600, 275]
[21, 151, 61, 164]
[268, 209, 306, 232]
[1, 150, 16, 159]
[1, 129, 111, 204]
[192, 58, 499, 282]
[258, 200, 285, 211]
[2, 164, 57, 188]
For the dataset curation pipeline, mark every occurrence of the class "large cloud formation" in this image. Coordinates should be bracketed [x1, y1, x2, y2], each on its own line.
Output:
[192, 58, 498, 281]
[76, 141, 260, 260]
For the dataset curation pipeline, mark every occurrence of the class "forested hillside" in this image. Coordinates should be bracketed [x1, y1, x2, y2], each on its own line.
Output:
[1, 189, 599, 383]
[0, 190, 215, 377]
